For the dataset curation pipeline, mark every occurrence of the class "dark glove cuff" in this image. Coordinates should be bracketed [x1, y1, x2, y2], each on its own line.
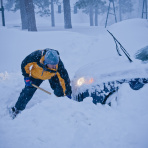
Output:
[65, 90, 72, 96]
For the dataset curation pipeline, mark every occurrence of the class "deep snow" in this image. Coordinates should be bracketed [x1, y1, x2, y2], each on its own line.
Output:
[0, 11, 148, 148]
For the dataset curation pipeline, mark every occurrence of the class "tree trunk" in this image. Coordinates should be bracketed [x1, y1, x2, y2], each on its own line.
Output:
[74, 5, 77, 14]
[95, 6, 98, 26]
[0, 0, 5, 26]
[128, 3, 132, 19]
[89, 6, 94, 26]
[51, 0, 55, 27]
[24, 0, 37, 31]
[19, 0, 28, 30]
[138, 0, 143, 17]
[58, 5, 61, 13]
[119, 0, 122, 21]
[63, 0, 72, 29]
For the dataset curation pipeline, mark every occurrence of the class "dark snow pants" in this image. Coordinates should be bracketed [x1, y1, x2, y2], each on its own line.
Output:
[15, 77, 43, 111]
[15, 76, 64, 111]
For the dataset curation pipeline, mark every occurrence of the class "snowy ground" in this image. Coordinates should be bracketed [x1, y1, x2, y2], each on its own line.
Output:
[0, 12, 148, 148]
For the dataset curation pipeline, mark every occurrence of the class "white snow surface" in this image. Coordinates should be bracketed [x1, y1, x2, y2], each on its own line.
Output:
[0, 15, 148, 148]
[71, 56, 148, 95]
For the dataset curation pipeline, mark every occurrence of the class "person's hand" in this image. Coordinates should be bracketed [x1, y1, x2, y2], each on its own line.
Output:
[66, 95, 72, 99]
[24, 77, 32, 87]
[65, 88, 72, 99]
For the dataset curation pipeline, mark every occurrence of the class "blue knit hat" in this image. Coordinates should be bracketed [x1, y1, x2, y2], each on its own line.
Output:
[44, 49, 59, 65]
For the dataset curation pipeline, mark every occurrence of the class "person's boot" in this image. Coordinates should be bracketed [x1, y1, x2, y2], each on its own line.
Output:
[9, 107, 20, 119]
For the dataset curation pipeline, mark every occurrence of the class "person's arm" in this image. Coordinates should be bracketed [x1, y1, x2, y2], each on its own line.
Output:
[21, 50, 42, 77]
[57, 59, 72, 96]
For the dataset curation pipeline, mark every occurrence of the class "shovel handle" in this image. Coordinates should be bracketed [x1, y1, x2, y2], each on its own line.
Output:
[32, 84, 51, 95]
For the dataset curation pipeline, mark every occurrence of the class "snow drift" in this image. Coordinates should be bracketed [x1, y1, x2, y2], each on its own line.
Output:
[0, 18, 148, 148]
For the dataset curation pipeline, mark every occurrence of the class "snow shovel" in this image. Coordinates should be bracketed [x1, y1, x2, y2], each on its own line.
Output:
[32, 84, 51, 95]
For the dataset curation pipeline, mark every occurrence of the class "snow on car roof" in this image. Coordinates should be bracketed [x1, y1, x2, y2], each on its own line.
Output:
[73, 56, 148, 84]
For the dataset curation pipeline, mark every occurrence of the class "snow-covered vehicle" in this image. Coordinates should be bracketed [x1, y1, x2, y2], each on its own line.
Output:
[72, 46, 148, 105]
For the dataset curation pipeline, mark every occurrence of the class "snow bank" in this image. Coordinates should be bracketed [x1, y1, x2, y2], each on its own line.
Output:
[0, 18, 148, 148]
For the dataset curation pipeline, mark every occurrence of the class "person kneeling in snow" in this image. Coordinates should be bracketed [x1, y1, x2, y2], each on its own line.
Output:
[10, 48, 72, 118]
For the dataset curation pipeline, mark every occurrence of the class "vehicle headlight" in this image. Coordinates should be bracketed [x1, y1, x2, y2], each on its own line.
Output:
[76, 77, 94, 87]
[77, 77, 85, 86]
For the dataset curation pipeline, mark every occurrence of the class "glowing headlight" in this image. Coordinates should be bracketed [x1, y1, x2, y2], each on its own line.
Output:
[76, 77, 94, 87]
[77, 77, 85, 86]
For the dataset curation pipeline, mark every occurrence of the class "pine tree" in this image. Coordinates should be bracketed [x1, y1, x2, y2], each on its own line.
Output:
[118, 0, 133, 21]
[75, 0, 106, 26]
[63, 0, 72, 29]
[34, 0, 59, 27]
[5, 0, 37, 31]
[20, 0, 28, 30]
[51, 0, 55, 27]
[34, 0, 50, 17]
[5, 0, 15, 11]
[24, 0, 37, 31]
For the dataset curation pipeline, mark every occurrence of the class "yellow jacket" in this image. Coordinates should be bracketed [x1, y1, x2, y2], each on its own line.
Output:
[21, 49, 71, 96]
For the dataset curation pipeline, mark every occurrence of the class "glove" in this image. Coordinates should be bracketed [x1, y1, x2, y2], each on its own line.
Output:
[24, 77, 32, 87]
[65, 87, 72, 99]
[66, 95, 72, 99]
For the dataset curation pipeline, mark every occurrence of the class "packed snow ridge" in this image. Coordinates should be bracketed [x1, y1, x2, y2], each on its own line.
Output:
[0, 18, 148, 148]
